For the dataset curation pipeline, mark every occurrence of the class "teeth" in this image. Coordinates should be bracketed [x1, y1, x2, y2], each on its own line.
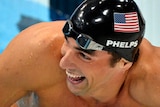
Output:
[66, 71, 83, 78]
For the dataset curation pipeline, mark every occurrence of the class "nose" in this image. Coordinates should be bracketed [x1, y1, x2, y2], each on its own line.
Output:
[59, 42, 76, 70]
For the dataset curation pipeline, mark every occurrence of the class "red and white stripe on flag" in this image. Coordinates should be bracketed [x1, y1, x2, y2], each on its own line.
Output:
[114, 12, 140, 33]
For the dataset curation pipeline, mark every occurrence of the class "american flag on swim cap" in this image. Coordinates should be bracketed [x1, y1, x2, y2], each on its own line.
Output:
[114, 12, 139, 33]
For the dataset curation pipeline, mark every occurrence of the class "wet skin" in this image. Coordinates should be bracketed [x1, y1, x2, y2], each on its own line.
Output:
[0, 21, 160, 107]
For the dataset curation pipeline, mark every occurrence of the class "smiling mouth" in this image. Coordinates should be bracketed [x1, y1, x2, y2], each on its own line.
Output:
[66, 71, 86, 84]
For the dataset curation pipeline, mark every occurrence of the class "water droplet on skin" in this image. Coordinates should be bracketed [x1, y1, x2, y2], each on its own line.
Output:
[29, 52, 33, 59]
[38, 42, 41, 46]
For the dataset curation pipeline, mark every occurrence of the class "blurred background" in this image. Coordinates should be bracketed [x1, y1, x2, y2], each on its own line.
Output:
[0, 0, 160, 53]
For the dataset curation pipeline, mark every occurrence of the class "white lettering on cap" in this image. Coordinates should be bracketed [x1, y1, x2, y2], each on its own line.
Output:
[106, 40, 138, 48]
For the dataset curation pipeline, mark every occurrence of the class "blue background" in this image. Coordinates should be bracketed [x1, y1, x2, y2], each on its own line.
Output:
[0, 0, 82, 53]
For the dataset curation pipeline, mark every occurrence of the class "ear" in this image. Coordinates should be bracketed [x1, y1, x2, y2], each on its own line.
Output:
[118, 58, 133, 71]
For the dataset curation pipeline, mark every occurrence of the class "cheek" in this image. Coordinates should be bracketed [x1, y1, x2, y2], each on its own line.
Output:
[82, 62, 105, 79]
[90, 59, 111, 72]
[84, 59, 113, 81]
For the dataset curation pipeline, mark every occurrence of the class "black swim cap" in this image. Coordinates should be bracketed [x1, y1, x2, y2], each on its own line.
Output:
[63, 0, 145, 62]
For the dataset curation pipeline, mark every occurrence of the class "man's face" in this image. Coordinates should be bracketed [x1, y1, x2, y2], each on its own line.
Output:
[60, 37, 122, 98]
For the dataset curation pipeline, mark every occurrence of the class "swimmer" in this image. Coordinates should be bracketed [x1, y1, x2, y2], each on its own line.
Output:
[1, 0, 160, 107]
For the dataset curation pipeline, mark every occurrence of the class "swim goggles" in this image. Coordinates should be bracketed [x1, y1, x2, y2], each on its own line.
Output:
[63, 20, 107, 51]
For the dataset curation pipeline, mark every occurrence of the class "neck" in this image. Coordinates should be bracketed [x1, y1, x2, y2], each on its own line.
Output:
[80, 95, 117, 107]
[91, 71, 128, 105]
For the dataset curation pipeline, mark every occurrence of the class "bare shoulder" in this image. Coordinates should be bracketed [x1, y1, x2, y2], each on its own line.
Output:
[3, 20, 66, 54]
[0, 20, 66, 90]
[0, 21, 67, 106]
[126, 38, 160, 106]
[137, 38, 160, 70]
[139, 38, 160, 57]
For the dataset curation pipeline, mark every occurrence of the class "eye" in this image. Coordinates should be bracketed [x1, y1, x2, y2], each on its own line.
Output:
[79, 52, 91, 61]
